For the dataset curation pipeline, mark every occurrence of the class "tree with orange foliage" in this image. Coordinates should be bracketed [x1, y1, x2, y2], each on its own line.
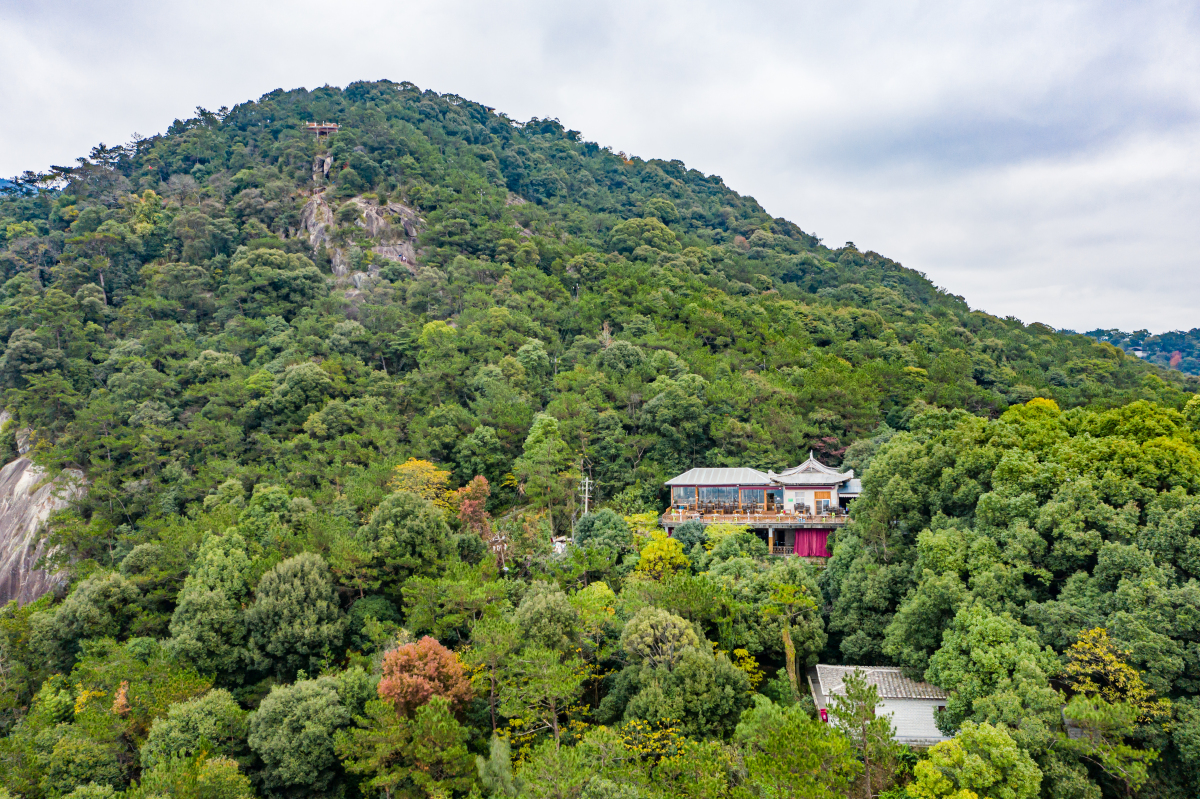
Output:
[378, 636, 474, 718]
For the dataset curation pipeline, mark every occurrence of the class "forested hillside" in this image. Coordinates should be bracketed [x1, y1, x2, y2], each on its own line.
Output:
[1, 80, 1198, 799]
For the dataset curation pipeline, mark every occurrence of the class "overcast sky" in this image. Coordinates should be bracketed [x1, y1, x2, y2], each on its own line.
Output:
[3, 0, 1198, 332]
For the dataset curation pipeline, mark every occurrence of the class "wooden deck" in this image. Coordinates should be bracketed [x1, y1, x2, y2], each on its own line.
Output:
[660, 511, 849, 530]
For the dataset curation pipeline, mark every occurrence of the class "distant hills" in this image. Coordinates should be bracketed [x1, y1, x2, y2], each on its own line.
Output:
[0, 178, 35, 196]
[1086, 328, 1200, 375]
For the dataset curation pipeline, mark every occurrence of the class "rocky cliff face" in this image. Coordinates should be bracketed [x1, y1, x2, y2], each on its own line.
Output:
[0, 414, 86, 606]
[300, 190, 423, 280]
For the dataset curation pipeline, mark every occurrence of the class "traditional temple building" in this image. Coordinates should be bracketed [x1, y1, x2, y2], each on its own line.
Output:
[661, 453, 860, 557]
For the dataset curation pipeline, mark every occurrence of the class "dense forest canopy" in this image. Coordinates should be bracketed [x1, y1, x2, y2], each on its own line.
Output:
[1, 80, 1198, 799]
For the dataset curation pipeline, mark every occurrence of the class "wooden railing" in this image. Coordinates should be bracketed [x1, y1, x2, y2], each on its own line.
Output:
[660, 510, 849, 527]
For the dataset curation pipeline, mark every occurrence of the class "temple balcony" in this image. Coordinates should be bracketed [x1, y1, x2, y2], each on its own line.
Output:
[659, 509, 850, 530]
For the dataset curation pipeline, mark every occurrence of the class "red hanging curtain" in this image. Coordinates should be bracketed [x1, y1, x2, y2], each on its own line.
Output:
[793, 530, 831, 557]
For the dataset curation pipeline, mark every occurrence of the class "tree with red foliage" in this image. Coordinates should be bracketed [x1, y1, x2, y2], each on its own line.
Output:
[456, 476, 507, 567]
[456, 476, 491, 537]
[378, 636, 475, 717]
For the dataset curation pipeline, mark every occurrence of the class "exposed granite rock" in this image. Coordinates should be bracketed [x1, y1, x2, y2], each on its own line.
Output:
[371, 243, 418, 271]
[0, 454, 86, 606]
[311, 154, 333, 182]
[302, 192, 424, 280]
[301, 191, 335, 250]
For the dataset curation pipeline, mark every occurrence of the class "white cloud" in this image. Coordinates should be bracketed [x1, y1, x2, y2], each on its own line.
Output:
[2, 0, 1198, 331]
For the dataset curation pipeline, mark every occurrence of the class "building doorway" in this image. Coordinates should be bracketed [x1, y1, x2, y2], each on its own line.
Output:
[765, 489, 782, 511]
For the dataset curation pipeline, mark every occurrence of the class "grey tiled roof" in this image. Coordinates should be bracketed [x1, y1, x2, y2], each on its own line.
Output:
[768, 471, 855, 486]
[771, 452, 854, 485]
[778, 452, 847, 477]
[815, 664, 948, 700]
[664, 467, 772, 486]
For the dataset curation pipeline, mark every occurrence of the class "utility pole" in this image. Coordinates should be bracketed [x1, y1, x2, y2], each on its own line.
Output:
[580, 475, 592, 516]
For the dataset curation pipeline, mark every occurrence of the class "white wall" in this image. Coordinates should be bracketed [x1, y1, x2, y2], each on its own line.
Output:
[785, 488, 840, 510]
[878, 698, 948, 744]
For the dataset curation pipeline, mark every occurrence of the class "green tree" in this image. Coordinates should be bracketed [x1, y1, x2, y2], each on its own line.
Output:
[574, 509, 634, 555]
[401, 561, 507, 642]
[827, 669, 903, 799]
[925, 602, 1058, 733]
[620, 607, 699, 670]
[245, 553, 346, 680]
[220, 247, 325, 320]
[735, 695, 861, 798]
[1058, 695, 1157, 794]
[62, 784, 117, 799]
[126, 754, 254, 799]
[498, 645, 586, 747]
[761, 582, 817, 700]
[31, 572, 139, 671]
[39, 732, 126, 797]
[357, 490, 453, 600]
[475, 735, 518, 798]
[671, 520, 707, 556]
[570, 581, 620, 706]
[465, 615, 521, 732]
[512, 413, 575, 530]
[140, 688, 249, 769]
[167, 531, 253, 678]
[883, 569, 970, 680]
[248, 676, 351, 797]
[514, 580, 579, 651]
[609, 216, 680, 254]
[623, 649, 751, 740]
[337, 696, 476, 799]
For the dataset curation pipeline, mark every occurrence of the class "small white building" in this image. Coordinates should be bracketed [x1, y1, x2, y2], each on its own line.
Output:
[808, 664, 950, 747]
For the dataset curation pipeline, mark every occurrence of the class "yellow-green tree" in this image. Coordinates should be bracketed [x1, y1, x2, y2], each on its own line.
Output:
[910, 721, 1040, 799]
[636, 533, 689, 579]
[1063, 627, 1171, 724]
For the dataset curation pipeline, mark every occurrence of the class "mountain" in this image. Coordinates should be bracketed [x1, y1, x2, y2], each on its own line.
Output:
[0, 80, 1197, 798]
[0, 81, 1190, 508]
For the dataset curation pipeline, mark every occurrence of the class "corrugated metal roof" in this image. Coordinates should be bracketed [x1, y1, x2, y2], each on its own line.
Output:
[664, 467, 773, 486]
[815, 664, 948, 700]
[841, 478, 863, 495]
